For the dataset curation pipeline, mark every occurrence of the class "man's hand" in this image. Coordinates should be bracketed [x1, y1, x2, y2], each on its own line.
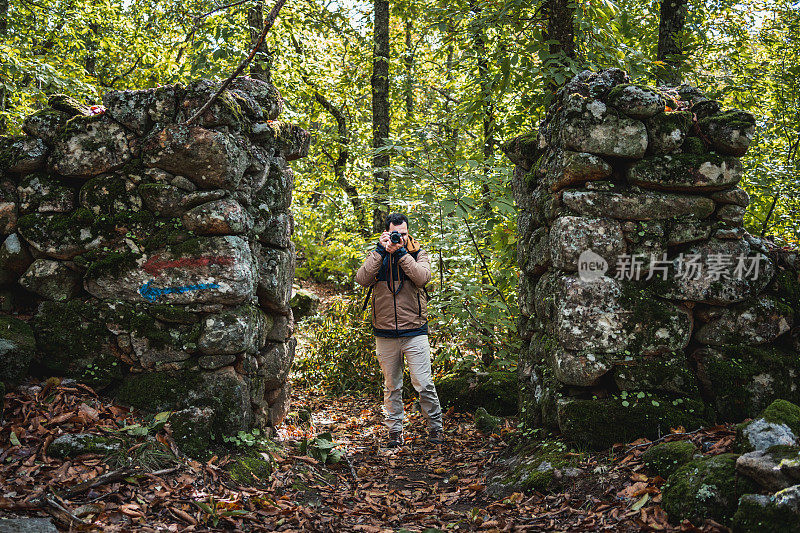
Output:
[380, 231, 405, 254]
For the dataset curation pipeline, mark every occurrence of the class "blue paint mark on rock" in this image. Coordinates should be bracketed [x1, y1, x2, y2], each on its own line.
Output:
[138, 280, 220, 302]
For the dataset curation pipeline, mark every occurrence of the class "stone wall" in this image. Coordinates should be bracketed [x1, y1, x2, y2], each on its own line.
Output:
[0, 77, 308, 449]
[505, 68, 800, 449]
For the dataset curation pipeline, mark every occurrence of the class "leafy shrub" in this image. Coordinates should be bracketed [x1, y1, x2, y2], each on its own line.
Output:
[293, 207, 367, 286]
[294, 294, 383, 395]
[299, 432, 344, 464]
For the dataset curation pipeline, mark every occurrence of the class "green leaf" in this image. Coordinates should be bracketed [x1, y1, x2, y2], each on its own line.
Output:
[221, 510, 249, 517]
[126, 425, 149, 437]
[631, 493, 649, 511]
[194, 501, 213, 514]
[328, 449, 344, 464]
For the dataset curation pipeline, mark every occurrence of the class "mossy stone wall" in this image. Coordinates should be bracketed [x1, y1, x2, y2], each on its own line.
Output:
[0, 78, 309, 441]
[506, 68, 800, 449]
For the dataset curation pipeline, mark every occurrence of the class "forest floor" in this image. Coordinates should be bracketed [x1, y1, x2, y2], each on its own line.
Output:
[0, 377, 736, 532]
[0, 281, 739, 531]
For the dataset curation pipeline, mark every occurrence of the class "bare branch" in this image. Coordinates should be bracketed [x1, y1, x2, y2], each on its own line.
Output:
[185, 0, 289, 126]
[196, 0, 252, 20]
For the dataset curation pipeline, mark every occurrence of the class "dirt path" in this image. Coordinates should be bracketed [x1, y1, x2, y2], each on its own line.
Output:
[268, 386, 686, 532]
[277, 387, 524, 531]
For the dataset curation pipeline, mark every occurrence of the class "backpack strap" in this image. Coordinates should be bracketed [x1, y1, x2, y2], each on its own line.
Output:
[364, 248, 425, 311]
[361, 283, 375, 312]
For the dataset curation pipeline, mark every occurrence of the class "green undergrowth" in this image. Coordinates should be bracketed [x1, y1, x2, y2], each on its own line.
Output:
[293, 294, 383, 396]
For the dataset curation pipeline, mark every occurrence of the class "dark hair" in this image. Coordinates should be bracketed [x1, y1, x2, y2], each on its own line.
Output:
[385, 213, 409, 230]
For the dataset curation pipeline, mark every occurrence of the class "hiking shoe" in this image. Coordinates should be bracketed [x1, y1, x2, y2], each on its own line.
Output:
[428, 429, 444, 445]
[387, 431, 404, 448]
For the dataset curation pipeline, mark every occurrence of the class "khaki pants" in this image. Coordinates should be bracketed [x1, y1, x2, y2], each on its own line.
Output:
[375, 334, 443, 432]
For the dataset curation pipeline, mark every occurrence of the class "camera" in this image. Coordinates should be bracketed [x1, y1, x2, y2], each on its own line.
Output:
[390, 231, 403, 244]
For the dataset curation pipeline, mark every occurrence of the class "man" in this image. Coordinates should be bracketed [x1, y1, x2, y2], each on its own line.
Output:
[355, 213, 444, 447]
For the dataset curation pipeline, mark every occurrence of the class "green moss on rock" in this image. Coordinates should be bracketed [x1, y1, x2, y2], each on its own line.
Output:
[518, 351, 547, 429]
[79, 174, 138, 215]
[116, 367, 252, 440]
[697, 110, 756, 131]
[0, 316, 36, 387]
[768, 269, 800, 313]
[435, 370, 518, 416]
[18, 208, 92, 242]
[168, 407, 214, 460]
[606, 82, 660, 100]
[128, 309, 201, 351]
[682, 136, 707, 155]
[761, 399, 800, 436]
[645, 110, 693, 154]
[612, 356, 700, 397]
[22, 108, 70, 142]
[147, 304, 199, 324]
[79, 250, 141, 279]
[32, 300, 120, 388]
[616, 282, 692, 356]
[16, 208, 153, 260]
[557, 395, 711, 450]
[627, 151, 742, 191]
[641, 440, 698, 478]
[116, 369, 204, 414]
[33, 300, 107, 360]
[703, 346, 800, 421]
[662, 453, 759, 525]
[137, 218, 192, 252]
[226, 447, 274, 486]
[731, 493, 800, 533]
[650, 110, 693, 135]
[48, 433, 123, 458]
[502, 439, 583, 493]
[218, 89, 246, 126]
[475, 407, 501, 434]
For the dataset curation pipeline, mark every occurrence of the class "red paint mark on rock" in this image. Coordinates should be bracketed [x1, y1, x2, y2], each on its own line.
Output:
[142, 254, 235, 276]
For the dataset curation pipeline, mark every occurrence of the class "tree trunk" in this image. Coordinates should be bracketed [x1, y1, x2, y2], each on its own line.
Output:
[248, 1, 273, 83]
[84, 23, 99, 78]
[404, 17, 414, 123]
[0, 0, 7, 35]
[0, 0, 8, 134]
[444, 38, 457, 150]
[371, 0, 391, 233]
[656, 0, 687, 85]
[474, 29, 493, 172]
[544, 0, 575, 58]
[313, 91, 368, 231]
[542, 0, 575, 94]
[472, 6, 497, 367]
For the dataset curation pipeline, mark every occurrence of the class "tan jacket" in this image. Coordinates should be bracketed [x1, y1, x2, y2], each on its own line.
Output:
[355, 244, 431, 336]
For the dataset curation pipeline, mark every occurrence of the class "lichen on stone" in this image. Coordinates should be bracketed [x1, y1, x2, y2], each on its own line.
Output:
[662, 453, 758, 525]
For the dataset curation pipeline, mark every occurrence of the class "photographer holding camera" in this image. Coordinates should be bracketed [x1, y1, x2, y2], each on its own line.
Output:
[355, 213, 444, 447]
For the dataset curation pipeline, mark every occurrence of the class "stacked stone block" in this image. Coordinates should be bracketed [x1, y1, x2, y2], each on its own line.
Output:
[505, 68, 800, 449]
[0, 77, 308, 445]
